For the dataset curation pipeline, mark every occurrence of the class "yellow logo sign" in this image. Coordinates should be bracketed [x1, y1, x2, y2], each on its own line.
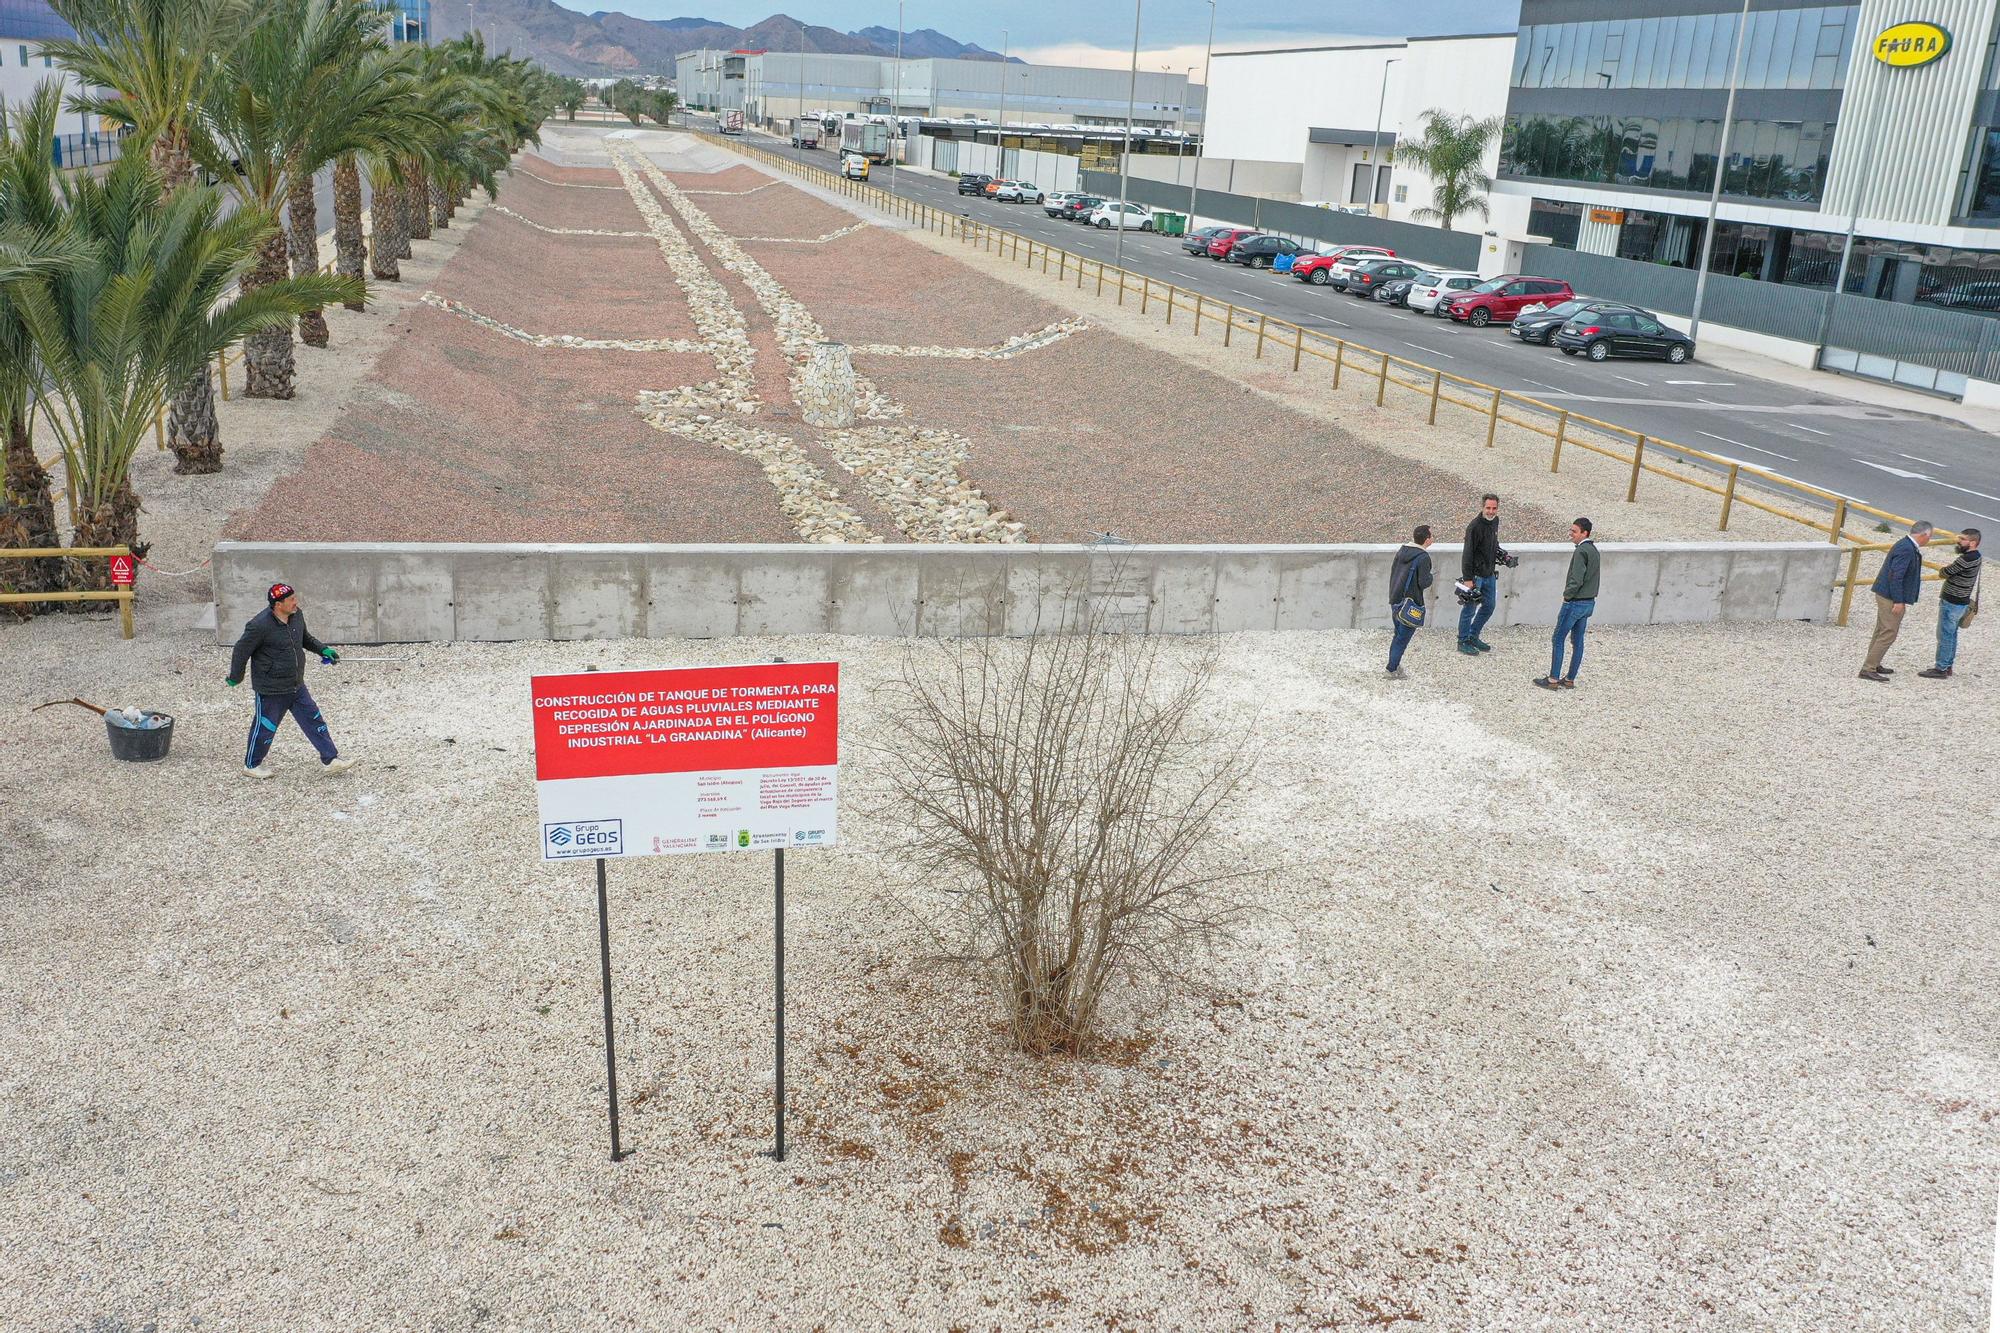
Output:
[1873, 21, 1951, 67]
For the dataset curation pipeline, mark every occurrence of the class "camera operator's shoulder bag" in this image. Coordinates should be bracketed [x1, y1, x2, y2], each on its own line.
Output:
[1393, 555, 1426, 630]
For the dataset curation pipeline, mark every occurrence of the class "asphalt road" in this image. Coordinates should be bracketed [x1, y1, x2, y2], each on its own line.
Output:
[722, 122, 2000, 534]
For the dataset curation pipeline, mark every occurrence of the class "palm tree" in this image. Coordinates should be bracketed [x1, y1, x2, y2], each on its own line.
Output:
[0, 85, 97, 611]
[1396, 108, 1503, 231]
[11, 151, 357, 576]
[47, 0, 260, 475]
[557, 78, 584, 122]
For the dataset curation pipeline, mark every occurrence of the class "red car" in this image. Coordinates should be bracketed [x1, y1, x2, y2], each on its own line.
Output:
[1444, 275, 1574, 327]
[1292, 245, 1396, 286]
[1204, 227, 1257, 260]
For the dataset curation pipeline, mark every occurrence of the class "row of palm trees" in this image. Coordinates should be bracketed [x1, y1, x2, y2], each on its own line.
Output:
[604, 79, 677, 128]
[0, 0, 557, 606]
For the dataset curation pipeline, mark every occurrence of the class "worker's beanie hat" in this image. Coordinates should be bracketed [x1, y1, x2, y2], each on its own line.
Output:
[267, 582, 295, 604]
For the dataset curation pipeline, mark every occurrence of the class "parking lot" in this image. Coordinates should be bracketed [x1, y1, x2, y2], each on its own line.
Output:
[746, 124, 2000, 531]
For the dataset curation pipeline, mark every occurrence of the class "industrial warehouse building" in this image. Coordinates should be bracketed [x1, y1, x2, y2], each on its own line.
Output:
[674, 48, 1199, 131]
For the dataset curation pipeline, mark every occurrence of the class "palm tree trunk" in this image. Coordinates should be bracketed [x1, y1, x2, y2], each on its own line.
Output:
[430, 180, 450, 229]
[369, 180, 405, 281]
[241, 231, 296, 400]
[168, 372, 221, 474]
[287, 175, 329, 348]
[408, 164, 432, 241]
[333, 155, 367, 311]
[0, 409, 62, 615]
[69, 478, 140, 593]
[393, 172, 414, 259]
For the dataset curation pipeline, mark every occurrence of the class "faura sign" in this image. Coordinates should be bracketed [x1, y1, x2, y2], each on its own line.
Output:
[1873, 20, 1951, 67]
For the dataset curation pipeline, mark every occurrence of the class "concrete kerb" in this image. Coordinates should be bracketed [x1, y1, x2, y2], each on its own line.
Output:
[211, 541, 1842, 644]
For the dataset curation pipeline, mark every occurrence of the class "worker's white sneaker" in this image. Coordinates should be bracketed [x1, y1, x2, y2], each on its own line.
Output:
[242, 763, 275, 780]
[322, 757, 358, 775]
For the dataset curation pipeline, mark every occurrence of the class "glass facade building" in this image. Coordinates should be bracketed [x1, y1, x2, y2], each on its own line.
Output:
[389, 0, 428, 43]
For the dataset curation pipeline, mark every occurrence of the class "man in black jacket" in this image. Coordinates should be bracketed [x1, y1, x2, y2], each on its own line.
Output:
[226, 582, 355, 778]
[1457, 493, 1508, 655]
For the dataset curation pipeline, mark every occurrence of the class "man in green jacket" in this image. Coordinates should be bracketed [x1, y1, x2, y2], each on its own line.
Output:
[1536, 518, 1599, 691]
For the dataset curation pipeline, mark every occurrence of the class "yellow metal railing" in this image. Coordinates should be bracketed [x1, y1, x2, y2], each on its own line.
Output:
[698, 130, 1960, 625]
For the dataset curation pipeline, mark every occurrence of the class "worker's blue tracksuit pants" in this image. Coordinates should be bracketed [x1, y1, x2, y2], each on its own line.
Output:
[245, 686, 339, 768]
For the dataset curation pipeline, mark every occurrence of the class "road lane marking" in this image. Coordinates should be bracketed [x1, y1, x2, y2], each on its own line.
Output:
[1613, 374, 1648, 387]
[1698, 431, 1796, 461]
[1402, 341, 1454, 359]
[1518, 378, 1565, 393]
[1787, 422, 1832, 436]
[1948, 505, 2000, 522]
[1666, 379, 1737, 386]
[1899, 452, 1945, 466]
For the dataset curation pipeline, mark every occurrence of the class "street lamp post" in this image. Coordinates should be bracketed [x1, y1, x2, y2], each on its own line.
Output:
[1114, 0, 1142, 266]
[1186, 0, 1216, 229]
[1367, 57, 1400, 213]
[891, 1, 904, 191]
[1812, 83, 1893, 358]
[1175, 64, 1195, 190]
[1689, 0, 1754, 340]
[997, 29, 1008, 141]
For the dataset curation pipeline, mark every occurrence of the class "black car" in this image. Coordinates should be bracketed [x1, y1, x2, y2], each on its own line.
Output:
[1061, 195, 1103, 221]
[1227, 235, 1304, 270]
[1554, 309, 1696, 363]
[1510, 298, 1641, 346]
[1344, 259, 1425, 297]
[1373, 275, 1419, 304]
[957, 174, 994, 196]
[1182, 225, 1229, 257]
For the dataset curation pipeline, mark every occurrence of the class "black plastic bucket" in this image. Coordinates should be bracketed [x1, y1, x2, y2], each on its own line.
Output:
[105, 710, 174, 762]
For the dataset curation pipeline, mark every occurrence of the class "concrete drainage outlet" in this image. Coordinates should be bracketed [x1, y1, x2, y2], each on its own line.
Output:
[800, 342, 858, 428]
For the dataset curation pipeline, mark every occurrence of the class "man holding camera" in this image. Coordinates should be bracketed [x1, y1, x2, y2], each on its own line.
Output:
[1457, 493, 1514, 656]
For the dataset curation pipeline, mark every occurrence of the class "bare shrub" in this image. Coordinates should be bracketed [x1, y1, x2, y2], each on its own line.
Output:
[877, 590, 1253, 1056]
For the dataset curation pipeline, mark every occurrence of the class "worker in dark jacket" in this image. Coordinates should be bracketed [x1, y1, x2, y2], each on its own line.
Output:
[1920, 527, 1981, 679]
[1536, 518, 1599, 691]
[1457, 493, 1509, 655]
[1860, 521, 1933, 682]
[226, 582, 356, 778]
[1387, 525, 1435, 678]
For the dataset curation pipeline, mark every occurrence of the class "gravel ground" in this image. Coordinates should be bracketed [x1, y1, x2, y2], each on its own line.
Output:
[1, 610, 1993, 1330]
[690, 185, 861, 241]
[485, 172, 647, 231]
[428, 225, 694, 343]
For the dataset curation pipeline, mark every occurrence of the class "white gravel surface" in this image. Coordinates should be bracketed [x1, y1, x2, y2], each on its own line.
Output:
[3, 609, 1995, 1330]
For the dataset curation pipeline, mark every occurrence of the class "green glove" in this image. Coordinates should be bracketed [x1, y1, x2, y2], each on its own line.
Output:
[320, 648, 339, 664]
[225, 677, 240, 687]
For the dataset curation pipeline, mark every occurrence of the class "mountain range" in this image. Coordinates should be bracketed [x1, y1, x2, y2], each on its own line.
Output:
[441, 6, 1017, 77]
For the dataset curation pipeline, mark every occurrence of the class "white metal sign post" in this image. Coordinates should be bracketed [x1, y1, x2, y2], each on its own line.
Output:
[530, 661, 840, 1162]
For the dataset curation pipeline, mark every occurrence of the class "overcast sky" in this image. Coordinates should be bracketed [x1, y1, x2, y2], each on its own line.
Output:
[609, 2, 1514, 68]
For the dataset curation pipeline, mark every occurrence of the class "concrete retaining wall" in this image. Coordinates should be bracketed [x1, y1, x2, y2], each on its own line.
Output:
[211, 542, 1841, 644]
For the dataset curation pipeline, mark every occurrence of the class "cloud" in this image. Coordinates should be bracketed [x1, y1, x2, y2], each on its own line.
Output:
[1014, 35, 1378, 83]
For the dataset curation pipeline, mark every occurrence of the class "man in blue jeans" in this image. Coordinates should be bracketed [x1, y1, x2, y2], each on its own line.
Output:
[1386, 525, 1435, 678]
[1457, 493, 1509, 655]
[1919, 527, 1981, 679]
[226, 582, 357, 778]
[1536, 518, 1598, 691]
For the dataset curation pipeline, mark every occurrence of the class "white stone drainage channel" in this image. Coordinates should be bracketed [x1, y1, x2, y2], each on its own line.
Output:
[419, 293, 705, 352]
[487, 204, 645, 238]
[736, 222, 869, 245]
[851, 318, 1091, 361]
[512, 168, 626, 191]
[614, 143, 1029, 544]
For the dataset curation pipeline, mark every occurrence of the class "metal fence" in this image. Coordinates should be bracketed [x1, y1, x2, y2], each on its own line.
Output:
[51, 129, 128, 171]
[1079, 170, 1484, 271]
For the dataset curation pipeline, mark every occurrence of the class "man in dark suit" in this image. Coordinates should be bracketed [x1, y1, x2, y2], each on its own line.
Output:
[1860, 521, 1932, 683]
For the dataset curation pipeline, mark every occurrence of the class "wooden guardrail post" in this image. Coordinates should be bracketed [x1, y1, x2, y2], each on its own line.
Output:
[1719, 463, 1741, 530]
[1626, 436, 1646, 500]
[1550, 410, 1569, 471]
[1192, 293, 1202, 336]
[1165, 284, 1175, 324]
[1140, 276, 1149, 315]
[1058, 250, 1066, 281]
[1485, 389, 1501, 447]
[1223, 304, 1234, 346]
[1376, 351, 1389, 405]
[1333, 339, 1344, 388]
[1096, 262, 1104, 297]
[1117, 268, 1127, 305]
[155, 402, 166, 450]
[1837, 546, 1863, 626]
[1427, 368, 1443, 424]
[1041, 244, 1049, 274]
[1255, 313, 1268, 359]
[1829, 497, 1848, 543]
[217, 351, 229, 401]
[1292, 323, 1304, 371]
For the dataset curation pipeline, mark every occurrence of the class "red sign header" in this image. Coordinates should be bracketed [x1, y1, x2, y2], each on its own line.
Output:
[531, 662, 838, 782]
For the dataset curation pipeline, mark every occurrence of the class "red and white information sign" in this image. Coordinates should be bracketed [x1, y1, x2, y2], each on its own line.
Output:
[108, 554, 135, 587]
[530, 661, 838, 861]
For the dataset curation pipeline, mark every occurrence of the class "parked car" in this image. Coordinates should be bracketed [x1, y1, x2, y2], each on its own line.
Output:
[1182, 224, 1231, 256]
[1344, 258, 1427, 298]
[981, 179, 1004, 197]
[1205, 226, 1258, 259]
[1060, 195, 1103, 221]
[956, 173, 993, 196]
[1917, 281, 2000, 310]
[994, 180, 1045, 204]
[1291, 245, 1394, 287]
[1228, 235, 1304, 270]
[1510, 298, 1643, 346]
[1042, 191, 1080, 216]
[1555, 309, 1696, 362]
[1375, 274, 1420, 305]
[1406, 270, 1482, 315]
[1444, 276, 1573, 327]
[1089, 201, 1153, 230]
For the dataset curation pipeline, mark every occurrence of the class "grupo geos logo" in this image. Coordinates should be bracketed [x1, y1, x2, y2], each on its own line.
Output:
[544, 819, 622, 858]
